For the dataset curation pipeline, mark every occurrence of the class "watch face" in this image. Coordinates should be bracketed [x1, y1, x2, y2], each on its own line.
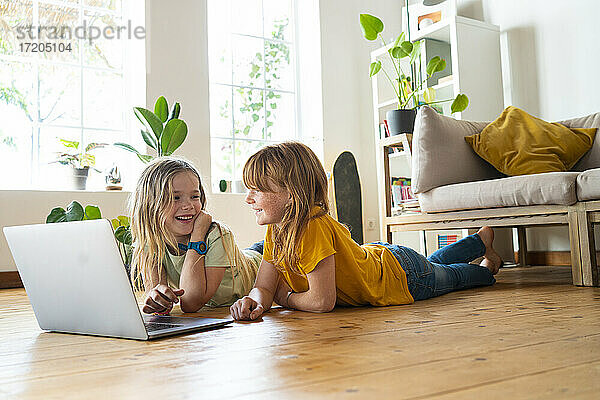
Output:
[198, 242, 207, 253]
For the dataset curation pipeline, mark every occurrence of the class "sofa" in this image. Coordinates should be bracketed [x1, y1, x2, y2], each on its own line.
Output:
[405, 106, 600, 286]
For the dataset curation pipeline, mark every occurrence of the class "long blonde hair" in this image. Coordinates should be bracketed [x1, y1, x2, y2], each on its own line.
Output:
[243, 141, 329, 275]
[129, 157, 207, 289]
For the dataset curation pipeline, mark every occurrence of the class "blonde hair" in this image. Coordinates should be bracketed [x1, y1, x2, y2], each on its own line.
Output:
[129, 157, 208, 289]
[243, 141, 329, 275]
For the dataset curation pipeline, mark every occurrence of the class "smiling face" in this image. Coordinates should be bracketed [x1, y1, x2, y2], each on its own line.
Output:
[245, 181, 290, 227]
[164, 171, 203, 242]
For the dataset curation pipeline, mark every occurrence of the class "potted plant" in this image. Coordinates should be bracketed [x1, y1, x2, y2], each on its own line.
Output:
[359, 14, 469, 134]
[54, 139, 106, 190]
[115, 96, 188, 163]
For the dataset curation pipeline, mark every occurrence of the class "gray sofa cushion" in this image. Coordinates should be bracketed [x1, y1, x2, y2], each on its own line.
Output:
[412, 107, 600, 194]
[418, 171, 579, 213]
[411, 106, 504, 194]
[577, 167, 600, 201]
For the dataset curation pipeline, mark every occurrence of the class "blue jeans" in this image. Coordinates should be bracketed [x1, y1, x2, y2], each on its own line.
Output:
[374, 233, 496, 301]
[246, 240, 264, 254]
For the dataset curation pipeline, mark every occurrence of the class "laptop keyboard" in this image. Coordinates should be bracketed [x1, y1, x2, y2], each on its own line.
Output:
[145, 322, 183, 332]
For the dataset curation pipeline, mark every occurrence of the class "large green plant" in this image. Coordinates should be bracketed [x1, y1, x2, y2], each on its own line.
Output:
[360, 14, 468, 113]
[115, 96, 188, 163]
[46, 201, 132, 266]
[54, 139, 106, 170]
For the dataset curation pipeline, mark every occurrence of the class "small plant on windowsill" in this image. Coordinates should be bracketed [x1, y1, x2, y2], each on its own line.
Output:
[359, 13, 469, 135]
[115, 96, 188, 163]
[54, 139, 107, 190]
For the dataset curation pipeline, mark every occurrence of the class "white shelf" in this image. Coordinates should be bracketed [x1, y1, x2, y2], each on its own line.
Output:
[376, 98, 398, 109]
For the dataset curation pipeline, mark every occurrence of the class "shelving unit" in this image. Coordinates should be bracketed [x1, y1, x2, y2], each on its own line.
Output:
[372, 3, 504, 252]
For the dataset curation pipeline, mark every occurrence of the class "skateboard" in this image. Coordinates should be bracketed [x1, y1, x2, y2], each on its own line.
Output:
[332, 151, 364, 244]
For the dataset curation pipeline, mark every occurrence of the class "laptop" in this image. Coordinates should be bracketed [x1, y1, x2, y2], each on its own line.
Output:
[3, 219, 233, 340]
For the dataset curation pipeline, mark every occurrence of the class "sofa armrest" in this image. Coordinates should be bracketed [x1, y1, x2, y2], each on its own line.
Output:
[411, 106, 505, 194]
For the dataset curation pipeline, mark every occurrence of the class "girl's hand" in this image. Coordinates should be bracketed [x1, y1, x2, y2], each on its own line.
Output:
[230, 296, 265, 320]
[191, 210, 213, 241]
[142, 284, 185, 314]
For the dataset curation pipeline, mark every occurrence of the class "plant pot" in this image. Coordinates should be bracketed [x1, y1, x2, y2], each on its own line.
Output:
[71, 167, 89, 190]
[386, 109, 417, 135]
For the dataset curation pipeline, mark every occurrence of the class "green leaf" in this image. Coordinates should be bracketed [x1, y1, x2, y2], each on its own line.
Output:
[169, 102, 181, 120]
[134, 107, 163, 142]
[46, 207, 67, 223]
[111, 218, 120, 230]
[422, 87, 436, 103]
[117, 215, 130, 227]
[114, 226, 132, 245]
[393, 32, 405, 48]
[451, 94, 469, 113]
[65, 201, 84, 222]
[154, 96, 169, 123]
[243, 126, 251, 135]
[140, 129, 158, 150]
[391, 41, 413, 58]
[369, 61, 381, 77]
[160, 118, 188, 156]
[60, 139, 79, 149]
[359, 14, 383, 41]
[83, 205, 101, 220]
[84, 142, 106, 153]
[137, 154, 154, 163]
[114, 142, 142, 155]
[252, 113, 259, 122]
[426, 56, 446, 76]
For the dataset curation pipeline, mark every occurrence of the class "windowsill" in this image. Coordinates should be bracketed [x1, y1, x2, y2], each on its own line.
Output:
[0, 189, 133, 194]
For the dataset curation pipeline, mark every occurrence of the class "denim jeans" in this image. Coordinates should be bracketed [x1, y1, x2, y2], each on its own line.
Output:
[246, 240, 264, 255]
[374, 233, 496, 301]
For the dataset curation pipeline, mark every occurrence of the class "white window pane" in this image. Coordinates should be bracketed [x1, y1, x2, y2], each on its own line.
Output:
[39, 64, 81, 126]
[231, 0, 262, 37]
[233, 87, 264, 140]
[0, 123, 32, 189]
[211, 138, 233, 192]
[83, 69, 124, 129]
[232, 35, 264, 88]
[265, 40, 293, 91]
[263, 0, 292, 41]
[209, 84, 232, 137]
[83, 10, 123, 69]
[1, 0, 33, 57]
[266, 91, 294, 141]
[0, 60, 34, 121]
[38, 2, 80, 63]
[84, 0, 122, 13]
[233, 139, 266, 182]
[207, 0, 232, 84]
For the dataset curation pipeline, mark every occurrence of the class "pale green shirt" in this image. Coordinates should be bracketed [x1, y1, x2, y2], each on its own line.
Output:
[163, 224, 261, 307]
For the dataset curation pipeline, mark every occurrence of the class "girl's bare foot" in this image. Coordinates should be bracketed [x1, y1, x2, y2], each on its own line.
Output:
[477, 226, 502, 275]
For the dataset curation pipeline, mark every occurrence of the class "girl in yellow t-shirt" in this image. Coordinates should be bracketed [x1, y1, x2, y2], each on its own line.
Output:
[230, 142, 500, 320]
[129, 157, 263, 314]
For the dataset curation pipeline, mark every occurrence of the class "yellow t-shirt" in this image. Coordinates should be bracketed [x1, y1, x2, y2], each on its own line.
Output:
[263, 209, 414, 306]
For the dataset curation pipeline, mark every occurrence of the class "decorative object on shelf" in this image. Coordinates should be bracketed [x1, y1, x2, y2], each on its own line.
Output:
[360, 4, 468, 134]
[115, 96, 188, 163]
[53, 138, 107, 190]
[219, 179, 228, 193]
[105, 164, 123, 191]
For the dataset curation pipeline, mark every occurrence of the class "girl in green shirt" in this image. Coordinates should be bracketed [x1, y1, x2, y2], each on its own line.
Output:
[129, 157, 263, 314]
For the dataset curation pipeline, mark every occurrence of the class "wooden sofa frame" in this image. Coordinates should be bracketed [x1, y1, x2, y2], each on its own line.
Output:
[382, 200, 600, 287]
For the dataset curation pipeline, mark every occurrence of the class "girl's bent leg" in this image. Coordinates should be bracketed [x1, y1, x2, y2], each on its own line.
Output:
[427, 233, 486, 265]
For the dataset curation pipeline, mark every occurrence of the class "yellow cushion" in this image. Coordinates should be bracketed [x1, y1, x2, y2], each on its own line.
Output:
[464, 106, 597, 176]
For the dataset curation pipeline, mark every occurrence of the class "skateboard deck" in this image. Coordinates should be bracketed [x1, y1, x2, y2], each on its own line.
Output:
[332, 151, 363, 244]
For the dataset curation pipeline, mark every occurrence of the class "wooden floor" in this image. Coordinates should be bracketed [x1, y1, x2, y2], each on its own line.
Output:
[1, 266, 599, 399]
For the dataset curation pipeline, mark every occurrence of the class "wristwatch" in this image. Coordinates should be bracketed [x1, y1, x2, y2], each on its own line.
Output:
[177, 241, 208, 255]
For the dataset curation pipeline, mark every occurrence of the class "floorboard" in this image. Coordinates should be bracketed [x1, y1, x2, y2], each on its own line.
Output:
[0, 266, 599, 399]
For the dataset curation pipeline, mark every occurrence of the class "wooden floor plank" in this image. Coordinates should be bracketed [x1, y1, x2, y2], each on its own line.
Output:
[0, 266, 598, 399]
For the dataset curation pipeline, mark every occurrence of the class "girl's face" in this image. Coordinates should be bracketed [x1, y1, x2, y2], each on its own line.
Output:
[165, 171, 203, 242]
[245, 181, 290, 227]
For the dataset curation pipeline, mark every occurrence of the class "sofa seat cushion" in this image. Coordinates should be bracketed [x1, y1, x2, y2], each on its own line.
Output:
[577, 168, 600, 201]
[418, 171, 580, 213]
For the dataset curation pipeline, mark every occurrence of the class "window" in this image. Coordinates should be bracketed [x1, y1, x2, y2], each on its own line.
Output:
[207, 0, 299, 193]
[0, 0, 145, 190]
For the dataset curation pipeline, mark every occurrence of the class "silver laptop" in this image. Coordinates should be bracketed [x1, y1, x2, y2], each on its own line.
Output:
[3, 219, 233, 340]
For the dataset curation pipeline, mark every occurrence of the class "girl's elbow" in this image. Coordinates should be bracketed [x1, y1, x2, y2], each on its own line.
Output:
[314, 298, 335, 313]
